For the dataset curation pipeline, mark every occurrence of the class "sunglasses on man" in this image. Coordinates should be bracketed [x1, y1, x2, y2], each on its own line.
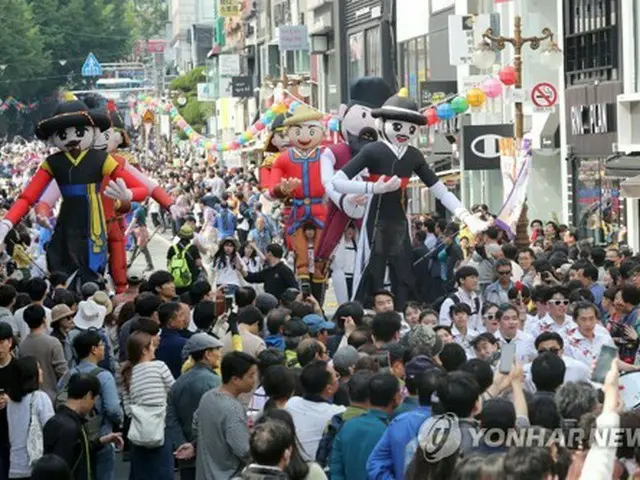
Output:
[548, 299, 570, 306]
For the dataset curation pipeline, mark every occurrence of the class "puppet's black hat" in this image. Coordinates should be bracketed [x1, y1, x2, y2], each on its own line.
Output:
[264, 113, 289, 153]
[371, 90, 427, 126]
[84, 97, 130, 149]
[36, 95, 111, 140]
[348, 77, 394, 108]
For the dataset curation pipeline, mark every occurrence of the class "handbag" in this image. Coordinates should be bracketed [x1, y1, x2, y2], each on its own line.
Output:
[26, 393, 44, 465]
[127, 404, 166, 448]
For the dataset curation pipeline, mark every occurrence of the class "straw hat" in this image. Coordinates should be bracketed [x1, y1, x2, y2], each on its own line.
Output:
[283, 104, 323, 126]
[51, 304, 74, 325]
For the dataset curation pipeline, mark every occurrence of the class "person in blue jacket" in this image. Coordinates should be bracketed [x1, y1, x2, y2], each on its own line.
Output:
[215, 202, 237, 239]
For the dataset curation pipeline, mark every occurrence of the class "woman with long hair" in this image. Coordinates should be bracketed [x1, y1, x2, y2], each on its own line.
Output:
[7, 357, 54, 480]
[256, 409, 327, 480]
[120, 332, 174, 480]
[242, 242, 263, 274]
[213, 238, 247, 296]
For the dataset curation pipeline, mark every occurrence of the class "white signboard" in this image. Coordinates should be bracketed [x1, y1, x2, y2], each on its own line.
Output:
[277, 25, 310, 51]
[219, 54, 241, 77]
[448, 14, 496, 66]
[197, 83, 216, 102]
[224, 150, 242, 168]
[219, 77, 233, 98]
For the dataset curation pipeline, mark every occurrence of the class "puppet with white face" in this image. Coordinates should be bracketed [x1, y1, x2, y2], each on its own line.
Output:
[332, 90, 490, 311]
[316, 77, 394, 304]
[267, 105, 327, 300]
[0, 97, 149, 289]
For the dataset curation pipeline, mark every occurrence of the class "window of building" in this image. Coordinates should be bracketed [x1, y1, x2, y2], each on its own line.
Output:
[294, 51, 310, 74]
[564, 0, 619, 85]
[349, 31, 365, 83]
[365, 26, 381, 76]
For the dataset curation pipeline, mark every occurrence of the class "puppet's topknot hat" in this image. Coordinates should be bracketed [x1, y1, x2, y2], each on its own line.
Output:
[284, 104, 323, 126]
[36, 93, 111, 140]
[348, 77, 394, 108]
[264, 113, 289, 153]
[371, 88, 427, 126]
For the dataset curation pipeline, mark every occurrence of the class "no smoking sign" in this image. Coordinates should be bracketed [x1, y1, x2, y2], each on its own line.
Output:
[531, 82, 558, 112]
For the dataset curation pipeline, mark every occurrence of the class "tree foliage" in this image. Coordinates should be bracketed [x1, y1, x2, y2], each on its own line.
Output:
[131, 0, 167, 41]
[170, 67, 212, 134]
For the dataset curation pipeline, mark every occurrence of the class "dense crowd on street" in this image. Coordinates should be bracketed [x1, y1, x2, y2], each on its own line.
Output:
[1, 139, 640, 480]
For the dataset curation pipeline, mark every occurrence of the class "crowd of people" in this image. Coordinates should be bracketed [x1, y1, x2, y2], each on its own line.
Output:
[0, 138, 639, 480]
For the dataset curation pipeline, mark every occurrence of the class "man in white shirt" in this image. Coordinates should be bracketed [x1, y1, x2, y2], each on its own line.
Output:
[528, 285, 576, 341]
[563, 301, 615, 368]
[523, 331, 591, 392]
[11, 277, 52, 341]
[493, 305, 536, 364]
[524, 285, 549, 337]
[209, 170, 227, 199]
[285, 360, 345, 460]
[439, 266, 483, 331]
[449, 304, 480, 359]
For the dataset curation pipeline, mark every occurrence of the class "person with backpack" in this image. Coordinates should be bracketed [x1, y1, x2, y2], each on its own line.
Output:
[437, 266, 483, 331]
[167, 225, 202, 295]
[57, 330, 123, 480]
[215, 202, 237, 239]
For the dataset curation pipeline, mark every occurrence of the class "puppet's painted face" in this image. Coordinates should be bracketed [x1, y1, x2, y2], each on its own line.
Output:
[379, 119, 418, 146]
[287, 122, 324, 151]
[51, 125, 96, 152]
[341, 104, 377, 154]
[94, 128, 123, 153]
[271, 131, 290, 151]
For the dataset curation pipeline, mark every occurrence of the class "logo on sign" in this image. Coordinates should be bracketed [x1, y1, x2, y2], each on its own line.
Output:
[531, 82, 558, 111]
[470, 134, 503, 159]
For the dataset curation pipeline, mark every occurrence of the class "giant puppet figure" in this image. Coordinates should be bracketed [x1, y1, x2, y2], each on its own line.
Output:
[332, 90, 490, 311]
[316, 77, 394, 304]
[35, 100, 175, 292]
[0, 98, 148, 288]
[268, 105, 326, 297]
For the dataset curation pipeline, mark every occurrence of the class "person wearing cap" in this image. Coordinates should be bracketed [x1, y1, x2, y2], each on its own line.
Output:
[282, 318, 310, 368]
[302, 314, 335, 346]
[0, 322, 15, 479]
[127, 199, 154, 272]
[112, 270, 143, 314]
[167, 333, 223, 480]
[167, 225, 203, 295]
[50, 304, 75, 364]
[332, 89, 489, 312]
[331, 345, 360, 407]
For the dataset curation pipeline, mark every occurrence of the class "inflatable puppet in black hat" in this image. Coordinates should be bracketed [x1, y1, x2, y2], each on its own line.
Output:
[264, 113, 291, 153]
[339, 77, 395, 155]
[84, 97, 131, 151]
[35, 93, 110, 152]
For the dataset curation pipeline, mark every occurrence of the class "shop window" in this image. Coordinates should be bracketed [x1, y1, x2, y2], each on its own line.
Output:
[349, 31, 365, 83]
[365, 26, 381, 76]
[294, 51, 310, 74]
[564, 0, 619, 85]
[573, 157, 625, 245]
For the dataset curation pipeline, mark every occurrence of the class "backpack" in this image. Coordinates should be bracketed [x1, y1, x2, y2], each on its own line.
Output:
[56, 367, 103, 442]
[169, 243, 193, 288]
[316, 412, 346, 472]
[432, 292, 480, 316]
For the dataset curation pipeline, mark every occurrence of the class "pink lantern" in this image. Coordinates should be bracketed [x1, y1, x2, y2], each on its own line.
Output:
[284, 97, 294, 107]
[499, 66, 517, 86]
[482, 78, 503, 99]
[255, 121, 266, 131]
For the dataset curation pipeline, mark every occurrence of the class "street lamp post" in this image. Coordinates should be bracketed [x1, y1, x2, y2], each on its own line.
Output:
[475, 15, 562, 247]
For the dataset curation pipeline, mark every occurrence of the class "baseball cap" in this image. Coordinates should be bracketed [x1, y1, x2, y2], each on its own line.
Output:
[281, 288, 300, 304]
[480, 398, 516, 430]
[0, 322, 13, 341]
[302, 314, 335, 334]
[470, 332, 498, 348]
[405, 324, 444, 358]
[184, 333, 223, 356]
[81, 282, 100, 299]
[255, 293, 278, 314]
[282, 318, 309, 337]
[405, 355, 439, 382]
[333, 346, 359, 374]
[127, 270, 144, 284]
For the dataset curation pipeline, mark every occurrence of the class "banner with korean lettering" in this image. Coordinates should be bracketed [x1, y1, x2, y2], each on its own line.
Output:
[496, 136, 532, 239]
[219, 0, 241, 17]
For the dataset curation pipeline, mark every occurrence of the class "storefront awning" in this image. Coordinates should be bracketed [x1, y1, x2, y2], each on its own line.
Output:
[621, 175, 640, 198]
[604, 153, 640, 178]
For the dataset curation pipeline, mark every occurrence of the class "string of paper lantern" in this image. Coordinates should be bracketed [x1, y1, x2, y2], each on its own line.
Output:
[135, 92, 342, 154]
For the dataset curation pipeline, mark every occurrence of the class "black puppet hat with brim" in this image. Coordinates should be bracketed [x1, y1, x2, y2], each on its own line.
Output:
[264, 113, 289, 153]
[84, 97, 131, 149]
[371, 90, 427, 126]
[36, 97, 111, 141]
[348, 77, 395, 108]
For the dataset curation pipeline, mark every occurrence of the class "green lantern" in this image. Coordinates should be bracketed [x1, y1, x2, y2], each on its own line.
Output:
[451, 96, 469, 114]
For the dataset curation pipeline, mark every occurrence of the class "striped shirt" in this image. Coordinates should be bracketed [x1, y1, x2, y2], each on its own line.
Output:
[121, 361, 174, 415]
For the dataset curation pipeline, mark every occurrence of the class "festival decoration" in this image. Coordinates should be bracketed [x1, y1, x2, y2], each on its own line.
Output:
[482, 77, 503, 99]
[424, 107, 439, 126]
[436, 103, 455, 121]
[499, 65, 517, 86]
[466, 88, 486, 108]
[451, 96, 469, 114]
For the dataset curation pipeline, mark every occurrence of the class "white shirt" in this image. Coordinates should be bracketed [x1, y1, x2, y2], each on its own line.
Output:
[528, 314, 577, 342]
[12, 304, 52, 341]
[285, 396, 345, 460]
[523, 355, 591, 392]
[438, 289, 483, 332]
[214, 257, 246, 287]
[494, 329, 537, 364]
[452, 325, 479, 359]
[524, 314, 545, 338]
[563, 324, 615, 367]
[510, 260, 524, 282]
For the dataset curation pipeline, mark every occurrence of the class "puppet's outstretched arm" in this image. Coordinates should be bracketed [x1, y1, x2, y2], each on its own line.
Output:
[123, 162, 174, 209]
[1, 167, 53, 243]
[34, 180, 61, 218]
[428, 181, 489, 234]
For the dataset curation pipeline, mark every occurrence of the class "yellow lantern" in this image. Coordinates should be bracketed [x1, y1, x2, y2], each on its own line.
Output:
[466, 88, 486, 107]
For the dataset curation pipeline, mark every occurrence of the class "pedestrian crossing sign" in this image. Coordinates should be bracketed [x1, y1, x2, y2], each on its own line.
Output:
[81, 52, 103, 77]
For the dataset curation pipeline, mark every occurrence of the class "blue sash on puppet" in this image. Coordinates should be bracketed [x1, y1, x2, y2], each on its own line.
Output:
[286, 149, 325, 235]
[59, 183, 108, 273]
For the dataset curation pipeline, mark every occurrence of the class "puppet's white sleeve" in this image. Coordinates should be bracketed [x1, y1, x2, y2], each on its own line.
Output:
[320, 148, 342, 206]
[429, 181, 468, 217]
[38, 181, 61, 209]
[332, 171, 371, 195]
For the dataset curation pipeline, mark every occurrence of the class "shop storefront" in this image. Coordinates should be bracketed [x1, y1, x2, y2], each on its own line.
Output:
[566, 82, 625, 245]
